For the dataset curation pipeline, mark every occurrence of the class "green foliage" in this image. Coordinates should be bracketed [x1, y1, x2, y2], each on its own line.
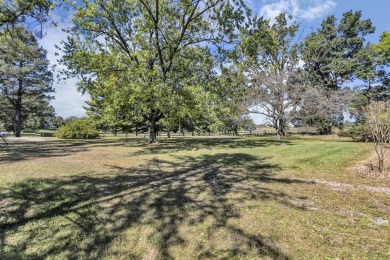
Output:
[55, 119, 99, 139]
[338, 122, 372, 141]
[0, 26, 54, 137]
[349, 31, 390, 121]
[0, 0, 54, 38]
[299, 11, 375, 133]
[239, 116, 256, 132]
[45, 115, 65, 129]
[59, 0, 248, 143]
[374, 31, 390, 64]
[301, 10, 375, 90]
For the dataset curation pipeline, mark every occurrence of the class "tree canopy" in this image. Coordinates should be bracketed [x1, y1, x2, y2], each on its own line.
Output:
[59, 0, 249, 143]
[0, 26, 53, 136]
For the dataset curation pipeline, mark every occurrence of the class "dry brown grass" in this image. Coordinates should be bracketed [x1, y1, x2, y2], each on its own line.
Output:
[0, 135, 389, 259]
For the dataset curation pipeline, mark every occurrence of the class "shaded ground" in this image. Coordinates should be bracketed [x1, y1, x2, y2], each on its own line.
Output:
[0, 136, 388, 259]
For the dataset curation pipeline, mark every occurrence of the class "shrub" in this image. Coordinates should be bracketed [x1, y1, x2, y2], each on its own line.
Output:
[338, 121, 372, 142]
[55, 119, 99, 139]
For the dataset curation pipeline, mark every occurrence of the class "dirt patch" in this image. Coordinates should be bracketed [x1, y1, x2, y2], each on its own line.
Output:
[296, 178, 390, 195]
[357, 184, 390, 195]
[372, 217, 389, 225]
[339, 209, 389, 226]
[7, 137, 46, 142]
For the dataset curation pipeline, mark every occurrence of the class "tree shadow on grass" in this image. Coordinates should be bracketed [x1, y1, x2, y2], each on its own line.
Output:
[0, 140, 89, 163]
[0, 152, 308, 259]
[130, 136, 294, 156]
[0, 138, 144, 163]
[0, 136, 292, 164]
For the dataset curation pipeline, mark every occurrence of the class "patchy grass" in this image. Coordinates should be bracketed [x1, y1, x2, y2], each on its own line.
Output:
[0, 135, 389, 259]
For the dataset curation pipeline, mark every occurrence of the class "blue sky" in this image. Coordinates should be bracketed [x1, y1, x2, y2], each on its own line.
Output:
[39, 0, 390, 119]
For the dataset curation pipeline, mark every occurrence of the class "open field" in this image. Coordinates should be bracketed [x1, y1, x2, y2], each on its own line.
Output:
[0, 135, 389, 259]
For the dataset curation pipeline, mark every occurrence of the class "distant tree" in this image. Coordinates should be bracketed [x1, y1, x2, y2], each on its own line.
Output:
[45, 115, 65, 129]
[53, 115, 64, 127]
[0, 26, 53, 137]
[24, 101, 55, 130]
[339, 120, 371, 142]
[239, 116, 256, 133]
[64, 116, 78, 124]
[295, 86, 352, 134]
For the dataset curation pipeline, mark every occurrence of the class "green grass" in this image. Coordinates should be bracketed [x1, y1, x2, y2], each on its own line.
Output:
[0, 135, 389, 259]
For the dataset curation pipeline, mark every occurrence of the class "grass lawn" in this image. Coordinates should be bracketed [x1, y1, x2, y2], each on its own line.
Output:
[0, 135, 389, 259]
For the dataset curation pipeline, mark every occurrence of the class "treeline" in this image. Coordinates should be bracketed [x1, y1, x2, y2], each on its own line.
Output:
[0, 1, 389, 142]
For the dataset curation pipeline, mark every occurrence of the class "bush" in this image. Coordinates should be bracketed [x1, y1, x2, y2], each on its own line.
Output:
[338, 122, 372, 142]
[55, 119, 99, 139]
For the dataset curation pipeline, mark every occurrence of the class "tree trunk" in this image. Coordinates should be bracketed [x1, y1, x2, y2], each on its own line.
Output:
[327, 125, 332, 135]
[15, 78, 23, 137]
[320, 124, 332, 135]
[148, 122, 158, 143]
[148, 113, 159, 143]
[378, 159, 384, 173]
[178, 118, 182, 136]
[233, 126, 238, 136]
[276, 128, 284, 140]
[15, 108, 22, 137]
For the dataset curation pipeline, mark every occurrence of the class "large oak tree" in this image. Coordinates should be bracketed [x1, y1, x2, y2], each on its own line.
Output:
[59, 0, 248, 143]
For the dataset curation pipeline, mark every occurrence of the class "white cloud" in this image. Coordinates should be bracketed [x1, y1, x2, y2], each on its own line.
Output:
[38, 25, 89, 119]
[259, 0, 336, 23]
[299, 0, 337, 21]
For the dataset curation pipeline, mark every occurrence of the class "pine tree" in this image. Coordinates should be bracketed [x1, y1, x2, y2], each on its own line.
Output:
[0, 26, 53, 137]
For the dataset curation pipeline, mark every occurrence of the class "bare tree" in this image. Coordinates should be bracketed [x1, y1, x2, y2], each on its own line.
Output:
[237, 14, 302, 139]
[363, 101, 390, 173]
[295, 86, 352, 134]
[249, 69, 303, 139]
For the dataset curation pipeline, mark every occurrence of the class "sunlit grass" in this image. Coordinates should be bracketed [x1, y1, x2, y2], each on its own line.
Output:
[0, 135, 388, 259]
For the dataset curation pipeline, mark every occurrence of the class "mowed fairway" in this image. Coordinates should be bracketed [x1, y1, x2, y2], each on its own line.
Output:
[0, 135, 389, 259]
